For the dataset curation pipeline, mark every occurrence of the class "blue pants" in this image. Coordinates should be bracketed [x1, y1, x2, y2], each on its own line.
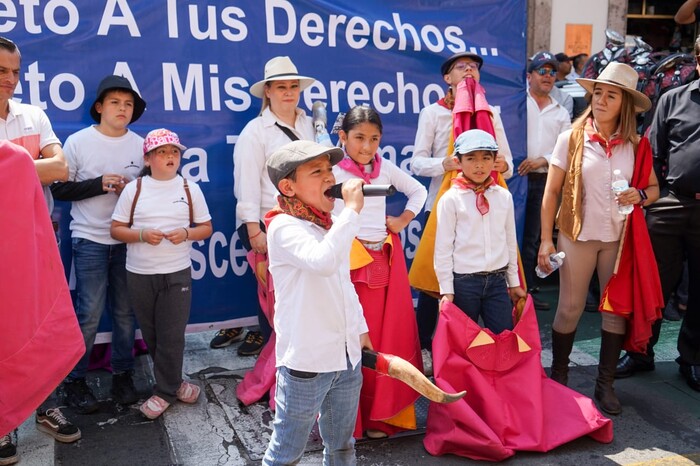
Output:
[522, 173, 547, 289]
[263, 357, 362, 466]
[452, 271, 513, 334]
[69, 238, 135, 380]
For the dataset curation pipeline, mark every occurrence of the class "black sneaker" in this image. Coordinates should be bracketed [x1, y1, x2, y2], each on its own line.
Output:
[237, 331, 264, 356]
[35, 408, 81, 443]
[210, 327, 245, 348]
[0, 431, 18, 465]
[63, 378, 99, 414]
[111, 371, 138, 405]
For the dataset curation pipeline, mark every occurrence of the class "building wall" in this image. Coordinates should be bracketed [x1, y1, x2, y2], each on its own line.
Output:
[527, 0, 628, 56]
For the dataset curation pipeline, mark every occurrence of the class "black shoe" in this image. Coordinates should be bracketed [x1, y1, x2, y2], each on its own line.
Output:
[112, 371, 138, 405]
[35, 407, 81, 443]
[679, 363, 700, 392]
[63, 378, 99, 414]
[615, 354, 655, 379]
[532, 296, 550, 311]
[0, 431, 18, 465]
[237, 331, 264, 356]
[210, 327, 245, 348]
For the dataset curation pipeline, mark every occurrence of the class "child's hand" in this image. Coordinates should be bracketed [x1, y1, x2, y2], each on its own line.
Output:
[360, 332, 373, 351]
[142, 228, 164, 245]
[494, 153, 508, 174]
[164, 227, 188, 245]
[101, 173, 124, 193]
[342, 178, 365, 213]
[439, 294, 454, 310]
[508, 286, 526, 304]
[442, 156, 460, 172]
[385, 211, 414, 234]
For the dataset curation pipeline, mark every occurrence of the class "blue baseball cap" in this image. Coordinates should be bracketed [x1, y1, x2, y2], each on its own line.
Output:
[454, 129, 498, 155]
[528, 51, 559, 73]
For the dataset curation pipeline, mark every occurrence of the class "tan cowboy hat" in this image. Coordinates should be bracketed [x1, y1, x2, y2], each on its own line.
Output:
[576, 62, 651, 113]
[249, 56, 316, 99]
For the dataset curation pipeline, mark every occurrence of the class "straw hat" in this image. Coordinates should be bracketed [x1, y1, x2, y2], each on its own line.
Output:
[249, 56, 316, 98]
[576, 62, 651, 113]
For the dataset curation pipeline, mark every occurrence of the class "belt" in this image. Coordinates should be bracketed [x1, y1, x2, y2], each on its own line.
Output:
[455, 266, 508, 277]
[528, 172, 548, 179]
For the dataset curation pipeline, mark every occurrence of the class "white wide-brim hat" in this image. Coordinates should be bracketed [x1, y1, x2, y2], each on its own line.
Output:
[249, 56, 316, 99]
[576, 62, 651, 113]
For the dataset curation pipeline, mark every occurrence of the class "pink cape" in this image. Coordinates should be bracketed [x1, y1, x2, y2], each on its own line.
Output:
[0, 141, 84, 436]
[424, 297, 613, 461]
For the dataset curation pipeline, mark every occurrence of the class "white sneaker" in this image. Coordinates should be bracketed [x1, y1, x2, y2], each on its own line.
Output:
[422, 349, 433, 377]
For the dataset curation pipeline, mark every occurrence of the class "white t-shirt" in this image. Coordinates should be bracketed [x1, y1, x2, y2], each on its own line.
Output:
[267, 208, 368, 373]
[112, 175, 212, 274]
[64, 126, 144, 244]
[434, 183, 519, 295]
[0, 99, 61, 211]
[526, 90, 572, 173]
[332, 157, 427, 242]
[233, 107, 314, 225]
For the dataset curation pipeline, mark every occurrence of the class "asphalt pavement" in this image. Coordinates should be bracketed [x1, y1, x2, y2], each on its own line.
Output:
[11, 284, 700, 465]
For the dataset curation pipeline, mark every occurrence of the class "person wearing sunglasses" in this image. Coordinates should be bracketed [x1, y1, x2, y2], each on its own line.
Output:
[519, 51, 572, 312]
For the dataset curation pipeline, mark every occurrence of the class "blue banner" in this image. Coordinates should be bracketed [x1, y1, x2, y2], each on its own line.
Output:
[8, 0, 527, 334]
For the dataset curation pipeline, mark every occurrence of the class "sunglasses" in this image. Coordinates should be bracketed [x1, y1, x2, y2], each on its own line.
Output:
[534, 68, 557, 77]
[451, 62, 480, 72]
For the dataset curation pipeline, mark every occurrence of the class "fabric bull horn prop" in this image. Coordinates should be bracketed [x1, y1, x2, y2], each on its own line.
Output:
[361, 349, 466, 403]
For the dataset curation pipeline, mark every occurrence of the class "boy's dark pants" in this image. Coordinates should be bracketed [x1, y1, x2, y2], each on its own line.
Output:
[452, 270, 513, 334]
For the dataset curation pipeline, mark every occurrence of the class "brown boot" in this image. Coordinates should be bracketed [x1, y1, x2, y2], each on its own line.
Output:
[595, 330, 626, 415]
[550, 329, 576, 386]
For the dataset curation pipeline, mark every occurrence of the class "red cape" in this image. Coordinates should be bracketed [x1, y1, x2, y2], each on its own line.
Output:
[0, 141, 84, 436]
[601, 137, 664, 352]
[424, 297, 612, 461]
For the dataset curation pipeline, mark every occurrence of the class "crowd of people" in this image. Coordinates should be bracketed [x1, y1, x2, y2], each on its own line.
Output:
[1, 22, 699, 466]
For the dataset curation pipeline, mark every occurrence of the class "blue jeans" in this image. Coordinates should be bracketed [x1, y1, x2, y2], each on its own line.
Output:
[263, 358, 362, 466]
[452, 271, 513, 334]
[69, 238, 135, 379]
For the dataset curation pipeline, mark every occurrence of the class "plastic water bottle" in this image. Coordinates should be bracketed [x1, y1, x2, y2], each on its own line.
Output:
[535, 252, 566, 279]
[611, 169, 634, 215]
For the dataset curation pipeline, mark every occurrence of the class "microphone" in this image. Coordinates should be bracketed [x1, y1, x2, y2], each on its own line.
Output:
[312, 101, 333, 147]
[325, 183, 397, 199]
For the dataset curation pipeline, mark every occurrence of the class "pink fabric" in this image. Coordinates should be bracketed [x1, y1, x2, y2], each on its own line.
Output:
[424, 297, 613, 461]
[337, 153, 382, 183]
[0, 141, 85, 436]
[451, 174, 496, 215]
[453, 78, 494, 139]
[236, 250, 277, 409]
[88, 340, 149, 372]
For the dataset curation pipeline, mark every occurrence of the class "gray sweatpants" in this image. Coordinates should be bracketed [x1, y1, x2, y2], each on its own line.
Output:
[127, 268, 192, 404]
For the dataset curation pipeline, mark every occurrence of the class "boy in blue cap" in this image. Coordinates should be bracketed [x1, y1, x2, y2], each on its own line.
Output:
[434, 129, 525, 334]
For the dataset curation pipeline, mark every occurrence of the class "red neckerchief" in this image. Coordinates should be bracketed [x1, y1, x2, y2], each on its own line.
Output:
[437, 88, 454, 110]
[264, 195, 333, 230]
[585, 118, 623, 158]
[337, 153, 382, 183]
[451, 174, 496, 215]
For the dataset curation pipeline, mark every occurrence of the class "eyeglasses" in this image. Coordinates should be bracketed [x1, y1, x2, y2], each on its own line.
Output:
[451, 62, 480, 72]
[534, 68, 557, 77]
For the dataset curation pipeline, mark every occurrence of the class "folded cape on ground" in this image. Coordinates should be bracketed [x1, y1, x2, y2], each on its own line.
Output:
[424, 297, 613, 461]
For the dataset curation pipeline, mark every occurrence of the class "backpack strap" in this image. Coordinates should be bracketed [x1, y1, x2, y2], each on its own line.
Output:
[128, 177, 142, 227]
[274, 122, 300, 142]
[183, 178, 194, 227]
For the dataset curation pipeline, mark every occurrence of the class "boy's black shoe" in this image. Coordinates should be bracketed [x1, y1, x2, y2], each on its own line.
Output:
[63, 378, 99, 414]
[35, 408, 81, 443]
[237, 331, 264, 356]
[0, 431, 18, 465]
[112, 371, 138, 405]
[210, 327, 245, 348]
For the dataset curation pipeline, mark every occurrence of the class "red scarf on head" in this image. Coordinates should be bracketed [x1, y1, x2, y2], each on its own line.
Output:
[337, 153, 382, 183]
[264, 195, 333, 230]
[584, 118, 623, 158]
[451, 174, 496, 215]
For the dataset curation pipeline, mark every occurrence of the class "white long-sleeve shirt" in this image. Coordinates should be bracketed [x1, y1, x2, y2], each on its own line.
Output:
[332, 158, 427, 242]
[267, 208, 369, 373]
[526, 90, 572, 173]
[434, 184, 519, 295]
[233, 107, 314, 225]
[410, 102, 513, 212]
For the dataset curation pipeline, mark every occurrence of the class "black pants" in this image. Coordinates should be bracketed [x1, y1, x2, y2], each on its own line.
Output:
[522, 172, 547, 289]
[634, 192, 700, 365]
[416, 211, 438, 350]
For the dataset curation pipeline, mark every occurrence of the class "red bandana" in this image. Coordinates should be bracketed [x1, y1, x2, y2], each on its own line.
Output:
[265, 195, 333, 230]
[585, 118, 623, 158]
[451, 174, 496, 215]
[337, 153, 382, 183]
